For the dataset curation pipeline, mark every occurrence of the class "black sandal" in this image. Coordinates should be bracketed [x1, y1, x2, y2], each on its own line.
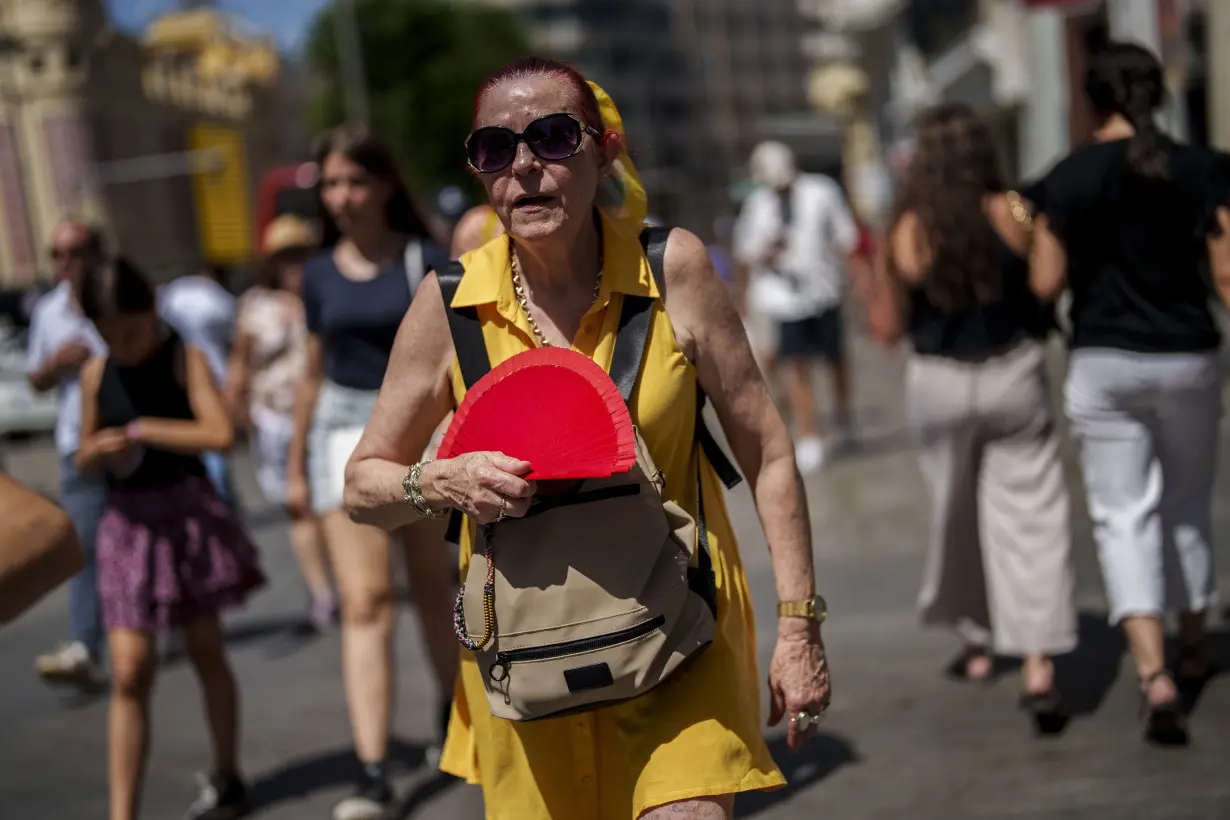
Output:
[1175, 643, 1217, 687]
[1140, 670, 1188, 747]
[1019, 688, 1066, 735]
[944, 647, 994, 684]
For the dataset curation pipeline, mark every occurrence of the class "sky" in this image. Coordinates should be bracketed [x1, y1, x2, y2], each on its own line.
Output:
[105, 0, 332, 51]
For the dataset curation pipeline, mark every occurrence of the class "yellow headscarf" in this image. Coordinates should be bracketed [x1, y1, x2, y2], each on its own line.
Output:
[589, 81, 649, 236]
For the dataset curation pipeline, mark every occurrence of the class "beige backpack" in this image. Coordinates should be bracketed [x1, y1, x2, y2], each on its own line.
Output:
[435, 227, 743, 721]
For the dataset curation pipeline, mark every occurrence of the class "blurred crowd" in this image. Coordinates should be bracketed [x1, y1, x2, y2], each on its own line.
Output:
[3, 34, 1230, 820]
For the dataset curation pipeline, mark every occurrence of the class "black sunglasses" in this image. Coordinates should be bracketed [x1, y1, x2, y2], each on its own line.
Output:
[466, 113, 601, 174]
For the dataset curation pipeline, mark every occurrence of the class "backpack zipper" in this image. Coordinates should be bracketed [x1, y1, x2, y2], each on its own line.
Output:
[489, 615, 666, 682]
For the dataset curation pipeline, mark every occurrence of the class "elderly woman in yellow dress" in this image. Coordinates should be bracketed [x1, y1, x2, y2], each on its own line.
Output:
[343, 57, 830, 820]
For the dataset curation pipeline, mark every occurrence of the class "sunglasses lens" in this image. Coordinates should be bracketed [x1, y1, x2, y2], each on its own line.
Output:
[525, 115, 583, 161]
[468, 128, 517, 173]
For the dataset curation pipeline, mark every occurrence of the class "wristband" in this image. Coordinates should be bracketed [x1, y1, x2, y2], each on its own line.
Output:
[125, 421, 141, 440]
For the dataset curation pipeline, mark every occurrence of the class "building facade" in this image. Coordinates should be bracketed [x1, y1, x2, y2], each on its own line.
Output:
[0, 0, 303, 287]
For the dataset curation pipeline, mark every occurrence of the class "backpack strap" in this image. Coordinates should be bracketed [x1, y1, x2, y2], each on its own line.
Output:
[435, 260, 489, 544]
[633, 227, 743, 493]
[436, 261, 491, 390]
[607, 227, 736, 617]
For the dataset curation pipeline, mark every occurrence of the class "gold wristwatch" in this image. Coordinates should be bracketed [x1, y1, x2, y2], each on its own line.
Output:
[777, 595, 827, 623]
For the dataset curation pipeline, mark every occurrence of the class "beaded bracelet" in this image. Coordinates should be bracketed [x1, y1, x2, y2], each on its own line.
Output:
[402, 461, 446, 519]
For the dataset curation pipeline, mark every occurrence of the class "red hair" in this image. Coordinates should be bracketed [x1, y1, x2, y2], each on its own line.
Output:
[474, 57, 603, 131]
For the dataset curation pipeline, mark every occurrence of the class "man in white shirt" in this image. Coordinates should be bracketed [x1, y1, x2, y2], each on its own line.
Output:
[734, 141, 859, 474]
[25, 219, 109, 689]
[159, 264, 237, 505]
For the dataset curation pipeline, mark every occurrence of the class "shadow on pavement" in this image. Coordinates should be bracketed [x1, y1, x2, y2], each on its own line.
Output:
[1040, 611, 1229, 725]
[1052, 612, 1126, 718]
[158, 615, 308, 669]
[735, 731, 860, 816]
[248, 738, 441, 813]
[397, 771, 463, 818]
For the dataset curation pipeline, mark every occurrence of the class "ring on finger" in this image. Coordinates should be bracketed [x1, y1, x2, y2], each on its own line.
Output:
[789, 708, 823, 732]
[495, 495, 507, 523]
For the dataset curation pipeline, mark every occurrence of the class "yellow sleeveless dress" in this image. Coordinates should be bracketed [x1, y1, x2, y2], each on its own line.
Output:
[439, 214, 785, 819]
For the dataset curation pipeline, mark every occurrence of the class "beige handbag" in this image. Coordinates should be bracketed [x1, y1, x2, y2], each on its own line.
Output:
[456, 432, 718, 720]
[437, 227, 744, 721]
[0, 474, 85, 626]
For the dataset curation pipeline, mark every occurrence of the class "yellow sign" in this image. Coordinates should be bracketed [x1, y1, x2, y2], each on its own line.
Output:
[188, 123, 252, 263]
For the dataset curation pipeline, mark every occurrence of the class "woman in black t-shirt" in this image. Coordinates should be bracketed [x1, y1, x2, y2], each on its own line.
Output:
[1033, 42, 1230, 746]
[864, 103, 1074, 732]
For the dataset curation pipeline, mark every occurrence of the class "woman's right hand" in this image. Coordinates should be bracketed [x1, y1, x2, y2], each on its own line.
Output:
[285, 472, 311, 519]
[425, 453, 534, 525]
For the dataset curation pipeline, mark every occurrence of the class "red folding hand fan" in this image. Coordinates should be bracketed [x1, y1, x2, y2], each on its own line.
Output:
[437, 347, 637, 480]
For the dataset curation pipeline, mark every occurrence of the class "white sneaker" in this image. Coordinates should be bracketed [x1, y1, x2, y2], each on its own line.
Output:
[795, 436, 827, 475]
[34, 641, 107, 691]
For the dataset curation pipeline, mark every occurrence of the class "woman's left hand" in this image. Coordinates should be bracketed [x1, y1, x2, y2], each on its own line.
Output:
[767, 621, 832, 752]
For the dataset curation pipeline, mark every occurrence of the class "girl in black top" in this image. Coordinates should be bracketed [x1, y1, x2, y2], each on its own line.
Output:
[865, 103, 1074, 732]
[76, 258, 264, 820]
[1033, 41, 1230, 746]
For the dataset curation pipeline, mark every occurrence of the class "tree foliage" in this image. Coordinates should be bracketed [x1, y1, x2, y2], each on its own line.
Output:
[305, 0, 531, 196]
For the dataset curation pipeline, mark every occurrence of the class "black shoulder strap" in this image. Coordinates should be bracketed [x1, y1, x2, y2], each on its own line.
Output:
[436, 261, 488, 544]
[625, 226, 743, 491]
[436, 261, 491, 390]
[607, 228, 669, 403]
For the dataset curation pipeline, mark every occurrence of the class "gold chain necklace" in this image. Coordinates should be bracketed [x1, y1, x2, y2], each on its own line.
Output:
[510, 246, 603, 348]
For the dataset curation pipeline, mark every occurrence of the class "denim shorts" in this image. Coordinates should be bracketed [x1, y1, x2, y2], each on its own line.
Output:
[308, 381, 378, 515]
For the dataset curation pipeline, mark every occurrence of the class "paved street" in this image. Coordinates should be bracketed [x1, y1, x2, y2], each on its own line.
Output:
[3, 334, 1230, 819]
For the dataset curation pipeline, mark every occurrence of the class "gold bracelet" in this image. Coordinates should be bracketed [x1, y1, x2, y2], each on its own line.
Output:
[402, 461, 446, 519]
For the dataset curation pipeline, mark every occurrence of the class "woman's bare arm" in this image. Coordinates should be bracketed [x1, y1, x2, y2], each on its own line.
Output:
[131, 346, 233, 454]
[287, 335, 325, 482]
[1029, 215, 1067, 301]
[344, 273, 458, 530]
[0, 473, 83, 625]
[661, 229, 816, 616]
[74, 357, 109, 473]
[222, 329, 255, 427]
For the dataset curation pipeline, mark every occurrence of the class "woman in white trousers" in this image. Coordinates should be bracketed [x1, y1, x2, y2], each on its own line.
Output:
[1033, 41, 1230, 745]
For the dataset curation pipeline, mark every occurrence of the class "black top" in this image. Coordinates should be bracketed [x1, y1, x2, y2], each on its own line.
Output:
[97, 330, 206, 490]
[908, 229, 1053, 361]
[302, 241, 447, 391]
[1038, 138, 1221, 353]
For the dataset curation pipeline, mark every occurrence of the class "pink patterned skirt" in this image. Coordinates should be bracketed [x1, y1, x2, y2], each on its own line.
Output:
[96, 475, 266, 632]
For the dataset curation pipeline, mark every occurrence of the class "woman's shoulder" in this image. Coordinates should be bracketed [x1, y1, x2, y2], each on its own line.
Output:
[660, 227, 715, 289]
[304, 249, 338, 276]
[1043, 140, 1122, 186]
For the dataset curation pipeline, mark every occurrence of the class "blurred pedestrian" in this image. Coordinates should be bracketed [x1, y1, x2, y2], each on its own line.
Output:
[1032, 41, 1230, 746]
[345, 57, 829, 820]
[450, 202, 505, 257]
[225, 215, 335, 636]
[159, 263, 238, 507]
[734, 141, 858, 473]
[864, 103, 1074, 732]
[75, 257, 264, 820]
[26, 218, 109, 691]
[285, 125, 458, 819]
